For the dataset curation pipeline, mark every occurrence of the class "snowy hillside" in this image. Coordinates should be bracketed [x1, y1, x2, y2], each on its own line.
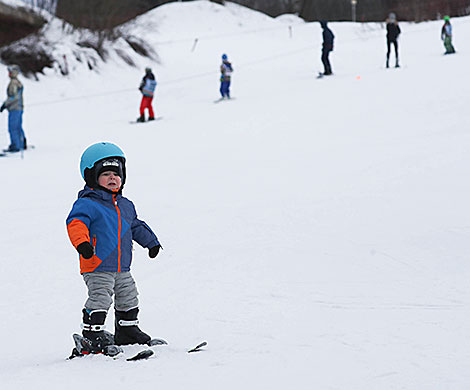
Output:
[1, 1, 470, 389]
[0, 0, 157, 77]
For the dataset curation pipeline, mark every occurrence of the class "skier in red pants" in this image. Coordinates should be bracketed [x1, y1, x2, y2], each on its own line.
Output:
[137, 67, 157, 122]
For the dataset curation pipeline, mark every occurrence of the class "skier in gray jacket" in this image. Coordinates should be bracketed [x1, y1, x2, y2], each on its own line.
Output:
[0, 65, 27, 152]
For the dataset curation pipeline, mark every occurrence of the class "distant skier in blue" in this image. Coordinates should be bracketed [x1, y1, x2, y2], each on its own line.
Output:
[219, 54, 233, 99]
[0, 65, 27, 153]
[320, 21, 334, 76]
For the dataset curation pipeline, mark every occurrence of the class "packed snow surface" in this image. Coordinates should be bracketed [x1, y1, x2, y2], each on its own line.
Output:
[1, 1, 469, 389]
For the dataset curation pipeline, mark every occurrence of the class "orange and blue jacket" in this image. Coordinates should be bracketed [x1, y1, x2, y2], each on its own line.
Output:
[66, 186, 159, 274]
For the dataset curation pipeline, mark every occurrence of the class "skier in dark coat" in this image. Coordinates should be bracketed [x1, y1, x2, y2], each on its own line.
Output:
[386, 13, 401, 68]
[320, 21, 334, 76]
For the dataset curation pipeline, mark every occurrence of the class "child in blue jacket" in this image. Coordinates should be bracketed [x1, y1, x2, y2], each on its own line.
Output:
[66, 142, 162, 353]
[219, 53, 233, 99]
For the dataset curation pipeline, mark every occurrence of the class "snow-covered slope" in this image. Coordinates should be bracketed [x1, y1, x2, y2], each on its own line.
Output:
[1, 1, 470, 389]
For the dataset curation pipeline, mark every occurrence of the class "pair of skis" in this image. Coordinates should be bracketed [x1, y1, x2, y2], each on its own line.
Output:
[214, 96, 235, 103]
[0, 145, 35, 158]
[129, 116, 163, 124]
[68, 333, 207, 361]
[317, 72, 334, 79]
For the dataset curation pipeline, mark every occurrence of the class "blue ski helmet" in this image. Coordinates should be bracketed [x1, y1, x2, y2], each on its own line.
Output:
[221, 53, 228, 61]
[80, 142, 126, 188]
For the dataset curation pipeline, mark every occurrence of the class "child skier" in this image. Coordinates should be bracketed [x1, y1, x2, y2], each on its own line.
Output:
[219, 53, 233, 99]
[385, 13, 401, 68]
[66, 142, 162, 354]
[441, 16, 456, 54]
[137, 67, 157, 122]
[0, 65, 27, 153]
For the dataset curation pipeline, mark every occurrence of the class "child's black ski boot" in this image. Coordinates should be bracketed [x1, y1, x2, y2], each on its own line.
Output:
[115, 308, 159, 346]
[81, 309, 115, 353]
[136, 115, 145, 122]
[69, 309, 122, 359]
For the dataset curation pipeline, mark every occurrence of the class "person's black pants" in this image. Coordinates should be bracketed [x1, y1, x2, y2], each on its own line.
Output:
[387, 39, 399, 64]
[321, 48, 332, 75]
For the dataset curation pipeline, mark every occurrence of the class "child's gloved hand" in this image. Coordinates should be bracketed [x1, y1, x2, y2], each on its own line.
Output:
[148, 245, 161, 259]
[0, 104, 5, 112]
[77, 242, 94, 259]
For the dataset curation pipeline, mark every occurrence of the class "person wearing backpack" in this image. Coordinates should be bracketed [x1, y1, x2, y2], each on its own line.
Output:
[137, 67, 157, 122]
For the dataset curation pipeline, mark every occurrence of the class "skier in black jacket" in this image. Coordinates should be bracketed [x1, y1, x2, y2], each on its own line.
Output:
[386, 13, 401, 68]
[320, 21, 334, 76]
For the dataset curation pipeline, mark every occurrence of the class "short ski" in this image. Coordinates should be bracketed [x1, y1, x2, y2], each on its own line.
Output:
[2, 145, 35, 153]
[214, 97, 235, 103]
[317, 72, 334, 79]
[148, 338, 168, 346]
[0, 152, 24, 158]
[187, 341, 207, 353]
[125, 340, 207, 360]
[68, 333, 123, 359]
[129, 117, 163, 124]
[68, 334, 167, 360]
[1, 145, 35, 157]
[122, 338, 167, 361]
[127, 349, 154, 361]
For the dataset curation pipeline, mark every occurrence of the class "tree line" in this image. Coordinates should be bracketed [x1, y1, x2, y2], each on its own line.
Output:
[230, 0, 470, 21]
[52, 0, 470, 31]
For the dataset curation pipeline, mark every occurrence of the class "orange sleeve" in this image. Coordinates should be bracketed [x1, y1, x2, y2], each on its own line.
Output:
[67, 219, 90, 249]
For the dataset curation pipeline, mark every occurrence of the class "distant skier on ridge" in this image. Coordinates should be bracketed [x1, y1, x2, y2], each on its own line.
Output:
[385, 13, 401, 68]
[219, 53, 233, 99]
[319, 21, 334, 76]
[441, 16, 456, 55]
[137, 67, 157, 122]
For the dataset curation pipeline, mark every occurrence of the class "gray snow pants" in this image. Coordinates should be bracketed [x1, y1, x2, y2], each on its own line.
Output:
[82, 272, 139, 312]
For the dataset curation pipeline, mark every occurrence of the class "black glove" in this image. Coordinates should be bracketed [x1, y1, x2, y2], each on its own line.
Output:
[0, 104, 5, 112]
[77, 242, 94, 259]
[148, 245, 161, 258]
